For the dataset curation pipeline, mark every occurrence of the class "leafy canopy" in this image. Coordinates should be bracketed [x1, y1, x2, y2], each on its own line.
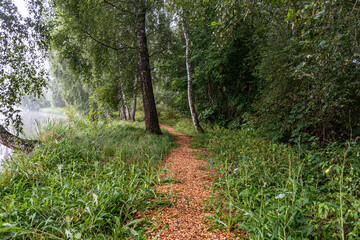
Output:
[0, 0, 48, 132]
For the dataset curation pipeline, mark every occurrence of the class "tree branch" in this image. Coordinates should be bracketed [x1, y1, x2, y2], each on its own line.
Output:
[149, 48, 167, 58]
[102, 0, 133, 14]
[81, 29, 133, 51]
[0, 125, 39, 152]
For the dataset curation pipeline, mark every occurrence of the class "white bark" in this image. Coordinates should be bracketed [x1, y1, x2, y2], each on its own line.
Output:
[121, 88, 130, 120]
[131, 76, 139, 121]
[182, 16, 203, 134]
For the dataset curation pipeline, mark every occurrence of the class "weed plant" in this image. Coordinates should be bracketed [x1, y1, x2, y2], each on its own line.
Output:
[197, 127, 360, 239]
[0, 118, 175, 239]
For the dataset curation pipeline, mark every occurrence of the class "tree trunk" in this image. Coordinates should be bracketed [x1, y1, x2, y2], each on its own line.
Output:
[0, 125, 38, 152]
[131, 76, 139, 121]
[106, 111, 113, 121]
[121, 88, 130, 120]
[135, 4, 162, 134]
[182, 16, 204, 134]
[119, 105, 126, 120]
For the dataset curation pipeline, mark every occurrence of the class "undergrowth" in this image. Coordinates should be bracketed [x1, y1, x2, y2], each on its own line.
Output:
[0, 118, 175, 239]
[198, 127, 360, 239]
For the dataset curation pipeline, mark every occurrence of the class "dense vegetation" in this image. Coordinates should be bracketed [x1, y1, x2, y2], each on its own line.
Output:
[1, 0, 360, 239]
[45, 0, 360, 144]
[0, 118, 175, 239]
[200, 128, 360, 239]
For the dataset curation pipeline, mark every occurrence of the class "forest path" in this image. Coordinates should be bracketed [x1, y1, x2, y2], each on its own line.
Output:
[143, 124, 241, 239]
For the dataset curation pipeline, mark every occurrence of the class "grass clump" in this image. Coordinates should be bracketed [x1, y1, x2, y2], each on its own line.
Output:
[0, 119, 175, 239]
[38, 107, 65, 115]
[199, 127, 360, 239]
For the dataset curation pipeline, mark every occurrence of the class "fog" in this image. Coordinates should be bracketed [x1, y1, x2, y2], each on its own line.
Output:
[0, 110, 65, 167]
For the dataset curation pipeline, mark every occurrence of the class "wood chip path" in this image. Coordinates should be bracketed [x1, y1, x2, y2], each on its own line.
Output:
[141, 125, 242, 239]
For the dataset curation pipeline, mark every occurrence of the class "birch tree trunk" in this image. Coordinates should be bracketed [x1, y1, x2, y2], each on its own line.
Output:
[135, 3, 162, 134]
[182, 16, 204, 134]
[0, 125, 39, 152]
[121, 88, 130, 120]
[119, 105, 126, 120]
[131, 76, 139, 121]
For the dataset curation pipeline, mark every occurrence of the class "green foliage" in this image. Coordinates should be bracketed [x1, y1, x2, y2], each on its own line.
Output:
[48, 74, 66, 108]
[191, 21, 257, 128]
[49, 52, 90, 115]
[50, 0, 173, 120]
[246, 0, 360, 143]
[38, 107, 65, 115]
[199, 127, 360, 239]
[171, 118, 195, 135]
[164, 0, 360, 143]
[0, 119, 175, 239]
[161, 1, 257, 129]
[0, 0, 48, 132]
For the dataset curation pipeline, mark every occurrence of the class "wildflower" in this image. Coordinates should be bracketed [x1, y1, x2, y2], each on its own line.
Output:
[1, 183, 3, 186]
[34, 229, 37, 233]
[341, 105, 344, 108]
[325, 168, 330, 174]
[326, 152, 329, 154]
[92, 192, 98, 204]
[240, 152, 243, 154]
[41, 237, 44, 239]
[275, 194, 285, 199]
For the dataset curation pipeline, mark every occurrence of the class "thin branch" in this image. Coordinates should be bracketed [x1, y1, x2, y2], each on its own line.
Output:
[102, 0, 132, 14]
[351, 0, 358, 13]
[81, 29, 133, 51]
[149, 48, 167, 58]
[147, 30, 156, 37]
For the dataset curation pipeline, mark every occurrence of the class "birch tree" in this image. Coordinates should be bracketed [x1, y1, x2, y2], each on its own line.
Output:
[51, 0, 163, 134]
[0, 0, 48, 151]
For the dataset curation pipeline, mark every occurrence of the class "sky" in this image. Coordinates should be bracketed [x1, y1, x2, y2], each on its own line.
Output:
[13, 0, 29, 17]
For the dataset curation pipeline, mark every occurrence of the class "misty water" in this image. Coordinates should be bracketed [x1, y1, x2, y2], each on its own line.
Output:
[0, 111, 65, 167]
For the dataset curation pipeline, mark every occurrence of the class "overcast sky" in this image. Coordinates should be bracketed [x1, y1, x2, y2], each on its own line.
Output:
[13, 0, 29, 17]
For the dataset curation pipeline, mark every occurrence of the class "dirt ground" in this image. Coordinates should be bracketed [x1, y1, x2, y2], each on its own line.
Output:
[141, 125, 243, 239]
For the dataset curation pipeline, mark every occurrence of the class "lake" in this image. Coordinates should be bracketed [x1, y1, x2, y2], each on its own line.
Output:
[0, 111, 65, 165]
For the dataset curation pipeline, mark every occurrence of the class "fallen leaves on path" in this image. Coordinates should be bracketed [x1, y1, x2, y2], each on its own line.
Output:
[141, 125, 244, 239]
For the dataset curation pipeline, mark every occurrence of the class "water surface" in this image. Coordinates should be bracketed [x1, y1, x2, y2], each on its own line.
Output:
[0, 111, 65, 165]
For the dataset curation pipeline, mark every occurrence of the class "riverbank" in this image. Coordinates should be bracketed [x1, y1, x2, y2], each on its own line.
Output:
[0, 119, 175, 239]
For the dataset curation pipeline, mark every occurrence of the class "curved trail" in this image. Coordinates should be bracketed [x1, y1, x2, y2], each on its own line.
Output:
[144, 125, 241, 239]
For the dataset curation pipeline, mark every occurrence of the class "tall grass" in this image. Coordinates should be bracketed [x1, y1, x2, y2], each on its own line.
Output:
[194, 127, 360, 239]
[0, 118, 175, 239]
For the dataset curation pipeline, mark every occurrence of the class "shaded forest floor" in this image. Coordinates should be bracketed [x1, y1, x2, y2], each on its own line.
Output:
[141, 125, 242, 239]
